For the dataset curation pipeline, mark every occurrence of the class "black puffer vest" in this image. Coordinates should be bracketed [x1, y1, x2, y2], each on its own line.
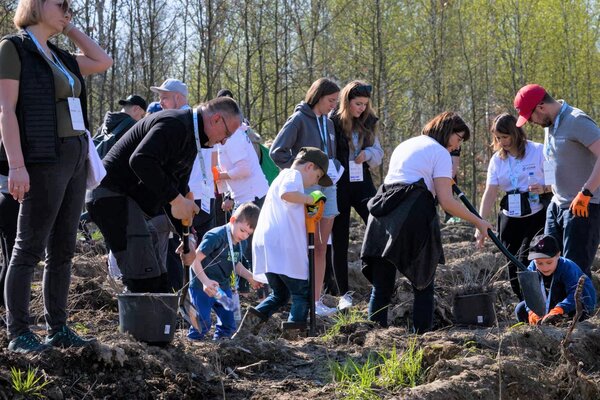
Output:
[0, 31, 89, 175]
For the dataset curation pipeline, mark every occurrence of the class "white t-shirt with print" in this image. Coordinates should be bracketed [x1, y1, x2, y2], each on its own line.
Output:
[217, 126, 269, 203]
[252, 168, 308, 282]
[486, 140, 545, 215]
[384, 135, 453, 197]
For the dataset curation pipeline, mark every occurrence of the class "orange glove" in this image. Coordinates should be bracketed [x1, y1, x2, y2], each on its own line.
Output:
[541, 306, 564, 325]
[528, 310, 542, 325]
[570, 191, 591, 217]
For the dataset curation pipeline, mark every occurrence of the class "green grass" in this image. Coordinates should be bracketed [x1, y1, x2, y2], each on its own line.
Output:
[330, 338, 425, 399]
[10, 366, 50, 398]
[322, 308, 370, 341]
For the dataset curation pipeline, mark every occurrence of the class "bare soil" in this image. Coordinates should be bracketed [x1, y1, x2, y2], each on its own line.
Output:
[1, 220, 599, 399]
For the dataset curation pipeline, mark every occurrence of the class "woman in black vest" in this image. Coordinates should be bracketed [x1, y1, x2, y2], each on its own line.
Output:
[330, 81, 383, 295]
[0, 0, 112, 353]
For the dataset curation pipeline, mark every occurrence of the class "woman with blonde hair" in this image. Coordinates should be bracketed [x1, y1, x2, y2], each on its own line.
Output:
[330, 81, 383, 295]
[0, 0, 112, 352]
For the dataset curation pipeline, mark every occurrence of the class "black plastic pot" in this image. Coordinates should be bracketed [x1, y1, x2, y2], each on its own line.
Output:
[118, 293, 179, 345]
[452, 292, 497, 327]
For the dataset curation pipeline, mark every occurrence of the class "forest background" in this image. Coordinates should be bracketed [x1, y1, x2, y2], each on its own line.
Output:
[1, 0, 599, 206]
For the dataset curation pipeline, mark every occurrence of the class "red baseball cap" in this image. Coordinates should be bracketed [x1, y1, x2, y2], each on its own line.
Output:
[513, 84, 547, 127]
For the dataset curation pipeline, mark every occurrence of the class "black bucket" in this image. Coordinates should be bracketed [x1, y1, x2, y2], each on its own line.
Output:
[117, 293, 179, 345]
[452, 292, 497, 327]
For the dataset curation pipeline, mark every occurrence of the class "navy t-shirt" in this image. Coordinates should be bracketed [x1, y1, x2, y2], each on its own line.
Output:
[190, 225, 246, 290]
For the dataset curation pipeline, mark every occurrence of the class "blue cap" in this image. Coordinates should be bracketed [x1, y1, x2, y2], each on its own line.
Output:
[146, 101, 162, 114]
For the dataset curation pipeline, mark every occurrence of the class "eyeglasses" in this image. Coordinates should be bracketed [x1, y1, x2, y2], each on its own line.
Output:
[220, 115, 234, 139]
[454, 132, 465, 143]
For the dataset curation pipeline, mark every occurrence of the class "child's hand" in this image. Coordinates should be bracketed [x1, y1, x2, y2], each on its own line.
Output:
[248, 278, 263, 290]
[528, 310, 541, 325]
[176, 241, 197, 266]
[203, 280, 220, 297]
[541, 306, 564, 325]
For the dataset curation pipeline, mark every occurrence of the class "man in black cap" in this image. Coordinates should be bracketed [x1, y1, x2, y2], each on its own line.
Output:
[94, 94, 148, 159]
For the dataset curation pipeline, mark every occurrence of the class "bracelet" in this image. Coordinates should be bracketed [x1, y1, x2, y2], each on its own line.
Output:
[9, 166, 25, 171]
[63, 22, 75, 35]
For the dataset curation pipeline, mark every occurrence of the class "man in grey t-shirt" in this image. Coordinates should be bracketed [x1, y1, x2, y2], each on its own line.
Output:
[514, 84, 600, 277]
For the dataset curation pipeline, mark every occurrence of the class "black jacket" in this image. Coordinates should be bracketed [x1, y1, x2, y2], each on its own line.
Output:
[331, 111, 378, 172]
[99, 109, 207, 217]
[361, 179, 444, 290]
[0, 31, 88, 174]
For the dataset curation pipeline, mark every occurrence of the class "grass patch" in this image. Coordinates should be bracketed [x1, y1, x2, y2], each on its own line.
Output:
[73, 322, 89, 335]
[330, 338, 425, 399]
[322, 308, 370, 341]
[11, 366, 50, 398]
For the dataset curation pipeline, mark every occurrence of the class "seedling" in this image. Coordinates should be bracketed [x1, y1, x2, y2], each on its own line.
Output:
[10, 366, 50, 398]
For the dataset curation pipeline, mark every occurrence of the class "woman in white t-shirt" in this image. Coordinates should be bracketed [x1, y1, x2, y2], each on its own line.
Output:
[361, 112, 493, 333]
[476, 113, 550, 301]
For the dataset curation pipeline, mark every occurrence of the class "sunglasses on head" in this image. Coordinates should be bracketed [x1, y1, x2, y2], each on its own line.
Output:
[350, 84, 372, 98]
[56, 1, 74, 16]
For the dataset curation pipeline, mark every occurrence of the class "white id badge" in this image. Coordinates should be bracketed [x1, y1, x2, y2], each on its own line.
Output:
[543, 160, 556, 185]
[349, 161, 364, 182]
[508, 193, 522, 216]
[67, 97, 86, 131]
[200, 182, 212, 214]
[327, 159, 338, 182]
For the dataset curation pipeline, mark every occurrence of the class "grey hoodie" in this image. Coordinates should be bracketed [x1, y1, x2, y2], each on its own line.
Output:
[270, 102, 337, 168]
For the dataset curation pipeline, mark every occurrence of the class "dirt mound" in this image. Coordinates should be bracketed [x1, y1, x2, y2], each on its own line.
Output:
[1, 219, 599, 399]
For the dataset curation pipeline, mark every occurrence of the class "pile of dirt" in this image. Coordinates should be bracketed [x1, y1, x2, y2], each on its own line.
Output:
[0, 219, 599, 399]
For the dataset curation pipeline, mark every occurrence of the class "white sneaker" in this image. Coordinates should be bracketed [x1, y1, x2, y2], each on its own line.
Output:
[315, 300, 337, 317]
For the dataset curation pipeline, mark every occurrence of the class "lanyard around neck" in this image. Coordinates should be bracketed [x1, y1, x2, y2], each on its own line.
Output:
[192, 108, 208, 181]
[316, 115, 328, 156]
[26, 29, 75, 97]
[507, 156, 521, 190]
[225, 223, 239, 289]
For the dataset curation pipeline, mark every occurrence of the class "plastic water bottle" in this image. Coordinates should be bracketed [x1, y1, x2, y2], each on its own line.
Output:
[528, 172, 540, 205]
[214, 288, 235, 311]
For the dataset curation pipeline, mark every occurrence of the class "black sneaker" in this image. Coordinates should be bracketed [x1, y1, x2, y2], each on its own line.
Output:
[45, 325, 95, 348]
[8, 331, 50, 353]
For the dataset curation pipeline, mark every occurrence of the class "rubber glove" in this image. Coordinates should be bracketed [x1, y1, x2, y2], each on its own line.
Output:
[309, 190, 327, 205]
[212, 166, 221, 183]
[541, 306, 564, 325]
[528, 310, 542, 325]
[570, 191, 591, 217]
[307, 190, 327, 213]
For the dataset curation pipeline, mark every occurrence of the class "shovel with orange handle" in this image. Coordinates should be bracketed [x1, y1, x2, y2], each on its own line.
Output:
[306, 199, 325, 337]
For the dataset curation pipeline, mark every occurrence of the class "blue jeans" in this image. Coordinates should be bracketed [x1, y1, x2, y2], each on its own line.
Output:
[367, 258, 435, 333]
[255, 273, 309, 323]
[545, 202, 600, 277]
[188, 286, 235, 340]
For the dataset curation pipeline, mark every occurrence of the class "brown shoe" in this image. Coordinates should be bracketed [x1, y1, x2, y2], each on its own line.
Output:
[232, 307, 268, 339]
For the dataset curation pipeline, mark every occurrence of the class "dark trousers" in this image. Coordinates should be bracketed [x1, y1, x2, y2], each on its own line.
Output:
[497, 208, 546, 301]
[6, 136, 87, 338]
[87, 195, 169, 294]
[367, 257, 435, 333]
[331, 171, 376, 295]
[545, 202, 600, 278]
[0, 192, 19, 307]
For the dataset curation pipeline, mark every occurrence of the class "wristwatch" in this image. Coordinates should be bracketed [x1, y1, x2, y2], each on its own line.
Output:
[582, 188, 594, 197]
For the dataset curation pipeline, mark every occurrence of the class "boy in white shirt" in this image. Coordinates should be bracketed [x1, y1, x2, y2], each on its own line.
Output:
[232, 147, 332, 338]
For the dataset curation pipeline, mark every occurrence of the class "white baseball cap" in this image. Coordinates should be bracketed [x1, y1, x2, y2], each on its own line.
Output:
[150, 79, 188, 98]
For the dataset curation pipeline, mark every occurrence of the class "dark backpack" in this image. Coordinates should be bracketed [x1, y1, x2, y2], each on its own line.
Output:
[93, 117, 134, 159]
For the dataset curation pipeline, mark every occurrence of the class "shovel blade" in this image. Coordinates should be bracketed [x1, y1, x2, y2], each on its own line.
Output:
[518, 270, 546, 316]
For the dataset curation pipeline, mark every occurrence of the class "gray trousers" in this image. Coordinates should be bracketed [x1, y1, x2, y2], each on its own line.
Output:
[5, 135, 88, 339]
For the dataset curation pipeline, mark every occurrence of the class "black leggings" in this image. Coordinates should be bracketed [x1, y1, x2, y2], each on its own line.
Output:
[331, 169, 376, 294]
